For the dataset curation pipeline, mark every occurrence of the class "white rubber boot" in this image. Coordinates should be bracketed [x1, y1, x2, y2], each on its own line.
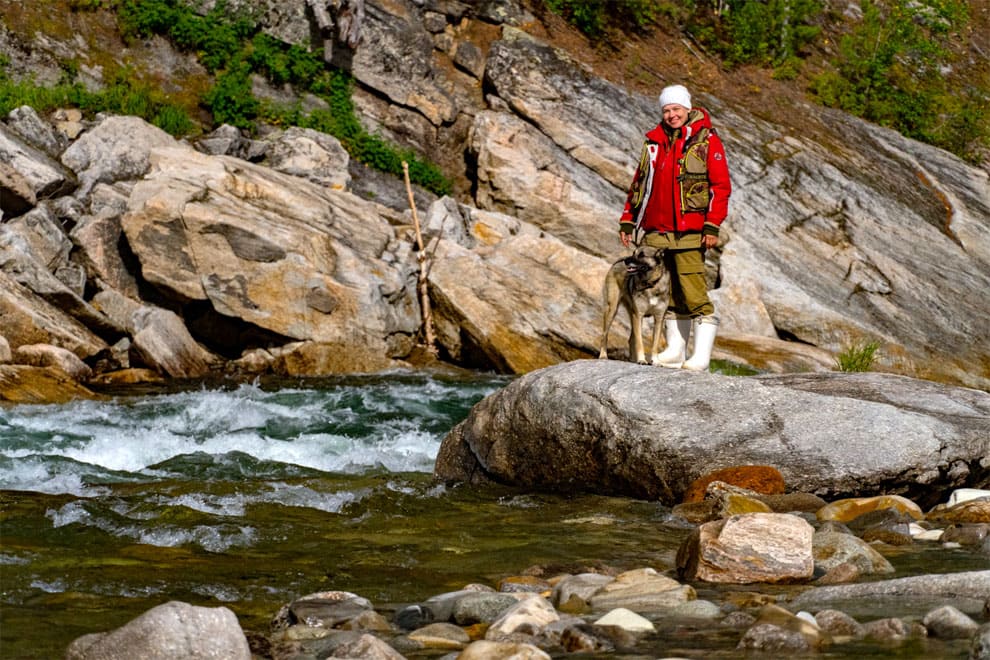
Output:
[653, 316, 692, 368]
[683, 316, 719, 371]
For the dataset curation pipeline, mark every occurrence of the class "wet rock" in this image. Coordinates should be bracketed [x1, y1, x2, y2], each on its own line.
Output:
[736, 623, 812, 653]
[860, 527, 913, 545]
[499, 575, 551, 594]
[325, 631, 406, 659]
[949, 489, 990, 506]
[812, 529, 895, 575]
[814, 609, 865, 639]
[929, 498, 990, 524]
[682, 465, 786, 503]
[789, 571, 990, 618]
[407, 622, 470, 649]
[677, 513, 814, 584]
[752, 603, 824, 647]
[459, 640, 550, 659]
[271, 591, 373, 631]
[0, 364, 104, 404]
[754, 491, 828, 514]
[588, 568, 694, 612]
[941, 524, 990, 546]
[555, 622, 616, 653]
[721, 611, 757, 628]
[817, 495, 924, 523]
[485, 595, 559, 641]
[972, 623, 990, 660]
[668, 599, 723, 619]
[862, 616, 913, 641]
[452, 592, 519, 625]
[551, 573, 613, 612]
[814, 562, 862, 585]
[65, 600, 250, 660]
[289, 597, 373, 628]
[923, 605, 980, 639]
[593, 608, 654, 633]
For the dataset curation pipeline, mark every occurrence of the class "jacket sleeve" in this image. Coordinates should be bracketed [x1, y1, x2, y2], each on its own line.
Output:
[703, 132, 731, 234]
[619, 141, 649, 233]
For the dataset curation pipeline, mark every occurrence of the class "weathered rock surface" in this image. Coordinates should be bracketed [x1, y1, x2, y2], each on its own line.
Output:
[64, 600, 251, 660]
[434, 360, 990, 505]
[1, 0, 989, 393]
[677, 513, 815, 584]
[787, 571, 990, 619]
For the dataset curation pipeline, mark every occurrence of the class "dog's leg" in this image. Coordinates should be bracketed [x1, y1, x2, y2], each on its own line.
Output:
[599, 278, 622, 359]
[630, 307, 647, 364]
[648, 305, 668, 364]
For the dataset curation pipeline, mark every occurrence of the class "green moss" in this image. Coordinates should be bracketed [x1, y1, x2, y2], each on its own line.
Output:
[114, 0, 451, 195]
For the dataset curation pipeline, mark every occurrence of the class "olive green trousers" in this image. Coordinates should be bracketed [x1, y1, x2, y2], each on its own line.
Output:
[642, 232, 715, 317]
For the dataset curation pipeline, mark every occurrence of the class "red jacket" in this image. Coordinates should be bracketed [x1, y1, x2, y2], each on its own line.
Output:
[620, 108, 731, 237]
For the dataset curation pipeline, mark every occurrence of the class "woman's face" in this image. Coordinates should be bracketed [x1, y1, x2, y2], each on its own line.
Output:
[662, 104, 689, 130]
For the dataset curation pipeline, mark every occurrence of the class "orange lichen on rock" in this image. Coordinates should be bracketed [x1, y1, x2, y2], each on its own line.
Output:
[682, 465, 786, 504]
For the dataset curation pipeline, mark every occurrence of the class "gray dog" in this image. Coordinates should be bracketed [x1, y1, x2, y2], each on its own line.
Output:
[598, 246, 671, 365]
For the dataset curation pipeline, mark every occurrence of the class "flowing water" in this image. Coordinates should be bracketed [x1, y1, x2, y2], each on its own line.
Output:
[0, 370, 985, 659]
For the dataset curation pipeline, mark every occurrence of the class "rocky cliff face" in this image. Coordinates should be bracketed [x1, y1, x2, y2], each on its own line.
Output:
[1, 0, 988, 391]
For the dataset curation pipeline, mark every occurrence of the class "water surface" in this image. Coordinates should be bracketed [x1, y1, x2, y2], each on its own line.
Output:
[0, 370, 983, 659]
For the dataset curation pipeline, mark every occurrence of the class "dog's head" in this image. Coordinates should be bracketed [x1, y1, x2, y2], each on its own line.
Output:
[623, 247, 665, 274]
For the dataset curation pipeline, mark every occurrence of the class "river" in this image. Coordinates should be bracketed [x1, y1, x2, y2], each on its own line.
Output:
[0, 370, 984, 658]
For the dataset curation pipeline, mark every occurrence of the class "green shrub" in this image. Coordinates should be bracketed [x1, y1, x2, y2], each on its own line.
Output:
[810, 0, 986, 161]
[834, 339, 881, 372]
[116, 0, 450, 194]
[544, 0, 657, 38]
[719, 0, 822, 67]
[203, 61, 258, 129]
[0, 60, 197, 138]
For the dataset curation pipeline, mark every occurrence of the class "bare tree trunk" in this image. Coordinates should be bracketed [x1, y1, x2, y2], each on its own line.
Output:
[402, 162, 438, 355]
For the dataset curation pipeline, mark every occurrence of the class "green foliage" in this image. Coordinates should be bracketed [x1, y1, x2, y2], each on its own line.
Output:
[203, 61, 258, 129]
[810, 0, 985, 160]
[707, 0, 823, 67]
[834, 339, 882, 372]
[0, 61, 196, 137]
[119, 0, 254, 72]
[113, 0, 450, 194]
[544, 0, 657, 38]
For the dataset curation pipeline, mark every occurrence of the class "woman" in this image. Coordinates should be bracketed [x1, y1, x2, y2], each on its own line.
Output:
[618, 84, 732, 370]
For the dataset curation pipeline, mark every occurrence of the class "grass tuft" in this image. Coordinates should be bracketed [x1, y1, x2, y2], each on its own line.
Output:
[834, 339, 882, 372]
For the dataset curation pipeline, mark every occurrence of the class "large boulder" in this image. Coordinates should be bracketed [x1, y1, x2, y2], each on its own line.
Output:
[121, 142, 420, 367]
[433, 360, 990, 506]
[65, 600, 251, 660]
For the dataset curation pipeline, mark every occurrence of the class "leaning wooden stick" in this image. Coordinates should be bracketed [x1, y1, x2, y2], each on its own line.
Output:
[402, 161, 438, 354]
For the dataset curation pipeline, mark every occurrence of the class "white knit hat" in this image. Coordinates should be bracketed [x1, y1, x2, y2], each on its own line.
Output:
[658, 84, 692, 110]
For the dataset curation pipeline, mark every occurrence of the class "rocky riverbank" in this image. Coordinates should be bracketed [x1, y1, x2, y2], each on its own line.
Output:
[65, 483, 990, 659]
[3, 0, 990, 394]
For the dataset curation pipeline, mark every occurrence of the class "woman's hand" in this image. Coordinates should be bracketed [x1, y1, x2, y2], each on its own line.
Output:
[702, 234, 718, 250]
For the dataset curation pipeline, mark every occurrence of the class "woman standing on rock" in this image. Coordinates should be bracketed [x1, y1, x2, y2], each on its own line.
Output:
[618, 84, 732, 371]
